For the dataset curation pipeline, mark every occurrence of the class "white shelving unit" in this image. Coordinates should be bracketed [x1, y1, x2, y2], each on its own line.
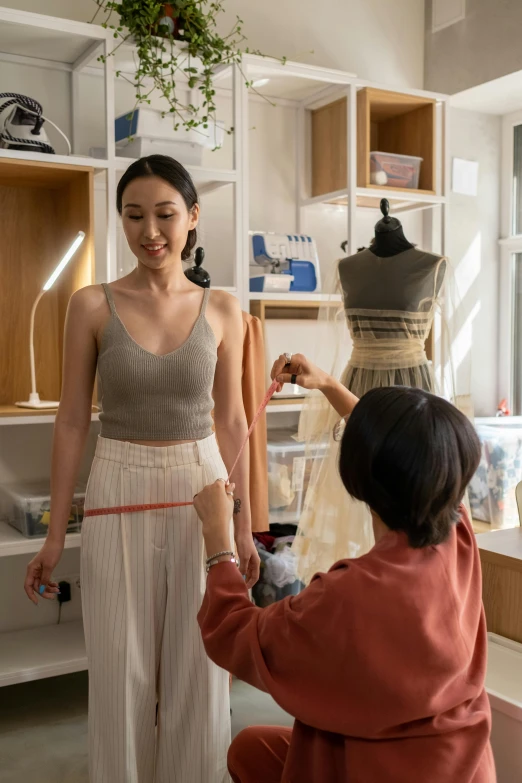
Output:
[0, 6, 450, 684]
[238, 57, 449, 416]
[0, 621, 86, 687]
[0, 522, 81, 558]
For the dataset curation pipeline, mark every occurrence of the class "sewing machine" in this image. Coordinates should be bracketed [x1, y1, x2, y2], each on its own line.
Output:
[249, 232, 321, 293]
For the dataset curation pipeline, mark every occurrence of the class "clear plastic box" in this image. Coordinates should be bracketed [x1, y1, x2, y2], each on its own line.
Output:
[370, 151, 423, 189]
[468, 418, 522, 529]
[267, 429, 328, 524]
[0, 481, 87, 538]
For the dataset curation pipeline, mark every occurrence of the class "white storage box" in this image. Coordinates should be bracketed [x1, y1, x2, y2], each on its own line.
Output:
[267, 430, 327, 524]
[115, 107, 225, 166]
[370, 151, 422, 189]
[486, 633, 522, 783]
[469, 417, 522, 529]
[0, 482, 86, 538]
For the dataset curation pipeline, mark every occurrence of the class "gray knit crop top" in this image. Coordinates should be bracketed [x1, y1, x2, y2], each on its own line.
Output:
[97, 284, 217, 441]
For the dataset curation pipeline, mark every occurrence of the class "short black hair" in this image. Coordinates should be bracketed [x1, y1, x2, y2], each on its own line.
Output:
[117, 155, 199, 261]
[339, 387, 481, 548]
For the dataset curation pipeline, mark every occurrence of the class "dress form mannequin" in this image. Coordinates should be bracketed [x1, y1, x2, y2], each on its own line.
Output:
[338, 198, 446, 392]
[292, 200, 448, 582]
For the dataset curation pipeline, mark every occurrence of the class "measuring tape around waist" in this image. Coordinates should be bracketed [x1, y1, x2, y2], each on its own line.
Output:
[84, 379, 279, 518]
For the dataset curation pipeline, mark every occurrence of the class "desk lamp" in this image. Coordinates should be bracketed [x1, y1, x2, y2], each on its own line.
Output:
[16, 231, 85, 409]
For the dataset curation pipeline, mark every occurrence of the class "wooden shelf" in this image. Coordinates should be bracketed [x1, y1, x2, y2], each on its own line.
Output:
[302, 187, 445, 211]
[478, 527, 522, 645]
[0, 157, 94, 409]
[0, 148, 109, 171]
[249, 293, 342, 303]
[250, 297, 341, 324]
[310, 87, 436, 198]
[357, 87, 436, 192]
[267, 399, 305, 413]
[0, 406, 99, 425]
[0, 521, 81, 558]
[0, 620, 86, 687]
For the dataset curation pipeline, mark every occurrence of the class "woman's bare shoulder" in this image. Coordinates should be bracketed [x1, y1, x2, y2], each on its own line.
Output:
[208, 289, 242, 318]
[68, 285, 109, 326]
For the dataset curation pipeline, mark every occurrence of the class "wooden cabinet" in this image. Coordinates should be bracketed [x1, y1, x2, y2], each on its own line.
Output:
[0, 158, 94, 411]
[477, 528, 522, 644]
[311, 87, 436, 198]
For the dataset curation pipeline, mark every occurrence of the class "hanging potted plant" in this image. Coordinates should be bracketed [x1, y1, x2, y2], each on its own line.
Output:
[91, 0, 283, 138]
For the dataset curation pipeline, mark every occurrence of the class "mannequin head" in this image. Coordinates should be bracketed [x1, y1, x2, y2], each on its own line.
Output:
[338, 387, 480, 548]
[117, 155, 200, 271]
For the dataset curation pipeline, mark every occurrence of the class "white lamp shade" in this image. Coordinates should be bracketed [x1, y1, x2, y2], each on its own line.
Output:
[43, 231, 85, 291]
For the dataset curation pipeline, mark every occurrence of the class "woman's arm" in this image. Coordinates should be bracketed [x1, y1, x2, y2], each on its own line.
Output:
[211, 293, 260, 588]
[194, 482, 365, 736]
[271, 353, 359, 418]
[24, 287, 99, 603]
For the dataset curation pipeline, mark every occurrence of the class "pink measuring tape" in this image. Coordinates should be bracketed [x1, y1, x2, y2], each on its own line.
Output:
[84, 379, 279, 518]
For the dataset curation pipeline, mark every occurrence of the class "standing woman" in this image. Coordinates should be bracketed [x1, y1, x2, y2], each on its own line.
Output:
[23, 155, 260, 783]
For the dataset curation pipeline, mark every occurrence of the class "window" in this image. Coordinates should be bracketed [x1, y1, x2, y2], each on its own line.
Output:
[499, 112, 522, 414]
[513, 253, 522, 414]
[513, 125, 522, 235]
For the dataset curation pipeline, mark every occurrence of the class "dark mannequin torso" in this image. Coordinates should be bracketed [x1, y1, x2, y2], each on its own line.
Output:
[339, 247, 446, 312]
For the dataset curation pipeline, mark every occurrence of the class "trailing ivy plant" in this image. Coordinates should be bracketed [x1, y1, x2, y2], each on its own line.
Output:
[91, 0, 283, 137]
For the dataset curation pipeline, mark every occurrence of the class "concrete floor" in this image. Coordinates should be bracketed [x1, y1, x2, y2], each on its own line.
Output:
[0, 672, 293, 783]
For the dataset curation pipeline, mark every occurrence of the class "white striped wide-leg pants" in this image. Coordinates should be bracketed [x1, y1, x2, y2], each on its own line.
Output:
[81, 434, 232, 783]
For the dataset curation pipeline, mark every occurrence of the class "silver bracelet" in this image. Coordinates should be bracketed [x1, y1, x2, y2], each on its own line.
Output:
[205, 550, 234, 565]
[206, 556, 239, 574]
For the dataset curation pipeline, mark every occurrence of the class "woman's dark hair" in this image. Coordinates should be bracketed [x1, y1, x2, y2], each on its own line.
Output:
[116, 155, 199, 261]
[339, 387, 481, 548]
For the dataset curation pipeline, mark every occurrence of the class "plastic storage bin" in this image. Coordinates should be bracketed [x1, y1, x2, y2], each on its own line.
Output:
[485, 633, 522, 783]
[267, 429, 328, 524]
[468, 417, 522, 529]
[0, 481, 86, 538]
[370, 151, 422, 189]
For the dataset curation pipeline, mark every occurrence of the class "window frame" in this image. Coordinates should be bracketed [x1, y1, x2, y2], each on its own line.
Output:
[499, 110, 522, 411]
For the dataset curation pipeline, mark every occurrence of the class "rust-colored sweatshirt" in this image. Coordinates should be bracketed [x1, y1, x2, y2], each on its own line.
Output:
[198, 508, 495, 782]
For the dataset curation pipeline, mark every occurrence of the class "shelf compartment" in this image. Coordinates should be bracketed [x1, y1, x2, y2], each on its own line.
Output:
[267, 399, 305, 414]
[115, 158, 237, 196]
[0, 148, 109, 170]
[0, 157, 94, 408]
[0, 6, 107, 68]
[302, 187, 445, 212]
[0, 520, 81, 558]
[357, 87, 436, 193]
[249, 293, 342, 303]
[0, 620, 86, 687]
[250, 297, 341, 324]
[310, 88, 436, 199]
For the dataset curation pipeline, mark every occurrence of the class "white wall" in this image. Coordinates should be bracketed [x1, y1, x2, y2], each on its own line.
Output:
[449, 108, 501, 415]
[425, 0, 522, 94]
[6, 0, 425, 87]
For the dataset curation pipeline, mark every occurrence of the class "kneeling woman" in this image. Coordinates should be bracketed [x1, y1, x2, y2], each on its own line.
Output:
[195, 354, 495, 783]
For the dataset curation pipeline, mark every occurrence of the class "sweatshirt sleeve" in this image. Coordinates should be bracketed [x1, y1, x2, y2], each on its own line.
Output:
[197, 560, 360, 732]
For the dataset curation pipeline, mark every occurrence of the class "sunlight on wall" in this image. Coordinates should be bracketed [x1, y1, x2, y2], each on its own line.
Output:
[454, 233, 482, 306]
[446, 300, 482, 380]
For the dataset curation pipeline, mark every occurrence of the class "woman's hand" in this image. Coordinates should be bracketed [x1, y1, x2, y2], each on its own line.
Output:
[271, 353, 329, 393]
[24, 538, 63, 605]
[194, 481, 260, 589]
[235, 533, 260, 590]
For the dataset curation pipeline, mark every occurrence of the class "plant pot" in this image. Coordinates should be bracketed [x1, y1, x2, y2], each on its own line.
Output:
[154, 3, 185, 40]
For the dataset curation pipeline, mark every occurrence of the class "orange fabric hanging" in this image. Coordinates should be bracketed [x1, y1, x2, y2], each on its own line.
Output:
[241, 312, 269, 533]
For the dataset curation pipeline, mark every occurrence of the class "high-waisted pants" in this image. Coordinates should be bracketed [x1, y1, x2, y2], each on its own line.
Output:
[81, 434, 232, 783]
